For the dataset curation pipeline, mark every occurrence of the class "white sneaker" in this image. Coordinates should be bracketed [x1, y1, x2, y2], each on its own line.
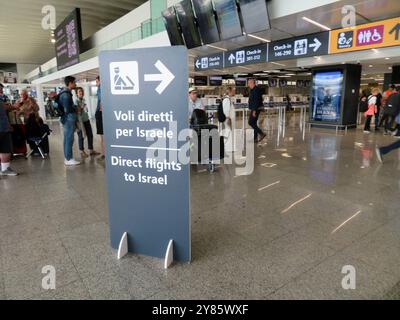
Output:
[64, 159, 81, 166]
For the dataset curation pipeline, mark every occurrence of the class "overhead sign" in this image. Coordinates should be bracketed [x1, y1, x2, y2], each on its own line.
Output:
[269, 32, 329, 61]
[330, 17, 400, 54]
[194, 52, 224, 71]
[99, 46, 190, 263]
[54, 8, 82, 71]
[224, 43, 268, 67]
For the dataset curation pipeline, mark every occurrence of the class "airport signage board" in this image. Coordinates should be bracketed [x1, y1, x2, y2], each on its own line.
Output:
[330, 17, 400, 54]
[54, 8, 82, 71]
[99, 46, 191, 262]
[268, 32, 330, 62]
[224, 43, 268, 67]
[194, 52, 224, 71]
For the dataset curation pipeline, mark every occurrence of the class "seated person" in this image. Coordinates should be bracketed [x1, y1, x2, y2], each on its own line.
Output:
[25, 113, 50, 155]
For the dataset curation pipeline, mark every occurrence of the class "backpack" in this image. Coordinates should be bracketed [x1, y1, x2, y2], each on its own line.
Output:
[53, 93, 65, 118]
[217, 97, 227, 123]
[385, 92, 400, 116]
[359, 97, 368, 112]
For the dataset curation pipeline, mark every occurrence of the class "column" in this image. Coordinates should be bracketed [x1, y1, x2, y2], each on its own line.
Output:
[36, 84, 46, 120]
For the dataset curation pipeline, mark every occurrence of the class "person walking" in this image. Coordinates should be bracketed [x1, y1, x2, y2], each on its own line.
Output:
[247, 78, 266, 142]
[379, 85, 396, 134]
[95, 76, 105, 161]
[0, 95, 18, 176]
[59, 76, 80, 166]
[374, 91, 382, 131]
[74, 87, 100, 159]
[376, 137, 400, 163]
[382, 87, 399, 135]
[363, 88, 379, 133]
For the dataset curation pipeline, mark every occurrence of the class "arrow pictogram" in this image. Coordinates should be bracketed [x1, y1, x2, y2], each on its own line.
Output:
[144, 60, 175, 95]
[309, 38, 322, 52]
[389, 23, 400, 41]
[228, 53, 235, 64]
[195, 59, 201, 69]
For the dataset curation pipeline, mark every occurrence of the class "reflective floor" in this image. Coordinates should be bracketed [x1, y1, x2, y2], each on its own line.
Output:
[1, 113, 400, 300]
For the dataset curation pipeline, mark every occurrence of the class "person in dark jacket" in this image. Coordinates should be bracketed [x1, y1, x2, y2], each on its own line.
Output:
[247, 79, 266, 142]
[0, 88, 18, 176]
[59, 76, 80, 166]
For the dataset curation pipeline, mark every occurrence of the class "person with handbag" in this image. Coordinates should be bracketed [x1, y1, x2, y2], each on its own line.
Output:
[363, 88, 379, 133]
[222, 86, 237, 152]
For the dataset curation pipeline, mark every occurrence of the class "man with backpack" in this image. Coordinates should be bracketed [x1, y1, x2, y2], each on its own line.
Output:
[58, 76, 80, 166]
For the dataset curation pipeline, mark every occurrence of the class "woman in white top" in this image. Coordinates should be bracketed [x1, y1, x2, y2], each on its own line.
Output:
[364, 88, 379, 133]
[222, 86, 237, 152]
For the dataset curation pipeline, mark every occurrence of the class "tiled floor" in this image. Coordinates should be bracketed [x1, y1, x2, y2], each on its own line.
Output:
[1, 114, 400, 300]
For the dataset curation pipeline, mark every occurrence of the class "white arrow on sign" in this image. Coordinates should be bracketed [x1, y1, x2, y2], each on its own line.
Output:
[144, 60, 175, 95]
[195, 59, 201, 69]
[228, 53, 235, 64]
[309, 38, 322, 52]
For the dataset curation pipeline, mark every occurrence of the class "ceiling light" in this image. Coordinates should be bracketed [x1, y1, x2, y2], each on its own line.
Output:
[278, 75, 291, 78]
[302, 17, 331, 31]
[389, 67, 392, 70]
[385, 57, 390, 60]
[206, 44, 227, 51]
[369, 65, 373, 67]
[371, 49, 379, 53]
[246, 34, 271, 43]
[51, 38, 56, 43]
[271, 62, 286, 67]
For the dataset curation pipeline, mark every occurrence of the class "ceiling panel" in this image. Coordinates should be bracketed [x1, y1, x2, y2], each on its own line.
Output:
[0, 0, 146, 64]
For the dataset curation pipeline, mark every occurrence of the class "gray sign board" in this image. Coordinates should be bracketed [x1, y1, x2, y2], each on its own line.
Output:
[268, 32, 330, 62]
[194, 52, 224, 71]
[224, 43, 268, 67]
[99, 46, 190, 262]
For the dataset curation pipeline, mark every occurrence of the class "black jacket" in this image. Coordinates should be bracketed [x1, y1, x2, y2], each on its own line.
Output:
[385, 92, 400, 116]
[248, 86, 264, 111]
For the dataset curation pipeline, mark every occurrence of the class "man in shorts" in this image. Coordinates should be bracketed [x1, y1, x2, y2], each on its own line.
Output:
[0, 88, 18, 176]
[95, 76, 105, 161]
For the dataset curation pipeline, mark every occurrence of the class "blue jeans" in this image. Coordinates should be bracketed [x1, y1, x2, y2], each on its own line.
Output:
[380, 140, 400, 156]
[63, 119, 75, 160]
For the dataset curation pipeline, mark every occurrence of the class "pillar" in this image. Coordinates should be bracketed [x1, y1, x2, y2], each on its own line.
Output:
[36, 84, 46, 120]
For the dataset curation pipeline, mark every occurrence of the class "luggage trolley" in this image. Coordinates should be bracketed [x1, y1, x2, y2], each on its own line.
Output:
[190, 109, 224, 173]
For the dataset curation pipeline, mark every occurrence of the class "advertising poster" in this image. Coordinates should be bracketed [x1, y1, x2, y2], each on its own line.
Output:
[311, 71, 343, 122]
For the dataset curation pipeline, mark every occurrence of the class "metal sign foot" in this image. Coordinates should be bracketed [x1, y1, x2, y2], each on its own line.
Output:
[117, 232, 128, 260]
[164, 239, 174, 269]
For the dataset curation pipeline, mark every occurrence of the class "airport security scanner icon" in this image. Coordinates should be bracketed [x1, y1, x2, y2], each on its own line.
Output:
[110, 61, 139, 95]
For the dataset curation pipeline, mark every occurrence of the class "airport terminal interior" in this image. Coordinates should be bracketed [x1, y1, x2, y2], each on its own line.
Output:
[1, 0, 400, 300]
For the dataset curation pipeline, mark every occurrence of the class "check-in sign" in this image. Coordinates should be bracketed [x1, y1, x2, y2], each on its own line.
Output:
[194, 52, 224, 71]
[330, 17, 400, 54]
[224, 44, 268, 67]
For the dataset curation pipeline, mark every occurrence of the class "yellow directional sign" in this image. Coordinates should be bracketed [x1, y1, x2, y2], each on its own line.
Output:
[329, 17, 400, 54]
